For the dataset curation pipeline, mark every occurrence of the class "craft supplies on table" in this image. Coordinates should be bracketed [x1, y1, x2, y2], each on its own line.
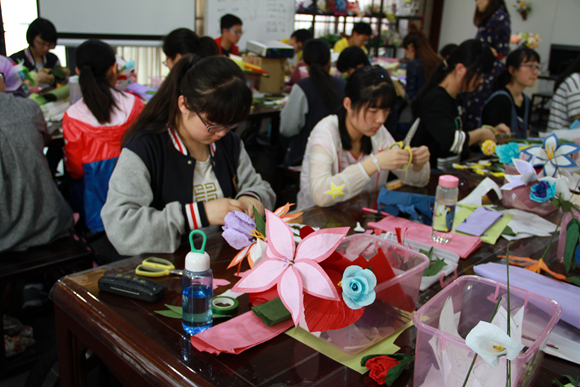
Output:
[413, 276, 562, 387]
[306, 234, 428, 354]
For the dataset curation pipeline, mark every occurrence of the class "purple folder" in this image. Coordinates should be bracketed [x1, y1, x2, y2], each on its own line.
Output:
[455, 207, 503, 237]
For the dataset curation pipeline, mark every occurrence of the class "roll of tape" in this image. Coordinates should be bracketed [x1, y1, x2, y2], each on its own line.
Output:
[211, 296, 239, 314]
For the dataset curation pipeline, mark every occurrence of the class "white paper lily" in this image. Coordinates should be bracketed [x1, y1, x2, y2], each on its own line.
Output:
[522, 133, 580, 177]
[465, 321, 524, 368]
[501, 158, 539, 191]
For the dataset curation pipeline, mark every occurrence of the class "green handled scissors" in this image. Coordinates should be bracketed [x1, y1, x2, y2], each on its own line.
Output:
[135, 257, 183, 278]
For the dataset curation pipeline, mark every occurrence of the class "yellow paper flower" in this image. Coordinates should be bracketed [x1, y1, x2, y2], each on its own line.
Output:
[481, 140, 497, 156]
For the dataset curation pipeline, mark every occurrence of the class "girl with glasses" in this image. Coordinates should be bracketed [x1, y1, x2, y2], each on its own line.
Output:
[481, 47, 540, 139]
[410, 39, 510, 170]
[102, 55, 275, 257]
[297, 66, 430, 210]
[9, 18, 69, 88]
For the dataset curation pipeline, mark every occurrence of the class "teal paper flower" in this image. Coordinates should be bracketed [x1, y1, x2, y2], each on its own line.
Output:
[496, 142, 521, 165]
[529, 181, 556, 203]
[341, 266, 377, 309]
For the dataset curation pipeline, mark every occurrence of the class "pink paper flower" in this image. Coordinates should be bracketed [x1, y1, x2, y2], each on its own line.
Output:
[232, 209, 349, 326]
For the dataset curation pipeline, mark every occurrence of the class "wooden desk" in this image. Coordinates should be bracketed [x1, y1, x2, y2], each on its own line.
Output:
[53, 171, 578, 386]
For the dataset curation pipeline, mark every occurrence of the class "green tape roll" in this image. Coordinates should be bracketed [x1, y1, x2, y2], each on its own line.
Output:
[212, 296, 239, 314]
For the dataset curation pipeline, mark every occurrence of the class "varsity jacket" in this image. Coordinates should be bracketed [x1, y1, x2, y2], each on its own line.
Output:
[101, 127, 275, 256]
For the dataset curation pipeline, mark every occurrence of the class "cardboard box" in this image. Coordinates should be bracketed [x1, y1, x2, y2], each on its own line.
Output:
[242, 54, 285, 94]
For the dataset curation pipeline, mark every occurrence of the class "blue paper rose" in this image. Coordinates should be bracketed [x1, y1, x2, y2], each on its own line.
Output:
[529, 181, 556, 203]
[222, 211, 256, 250]
[496, 142, 521, 165]
[341, 266, 377, 309]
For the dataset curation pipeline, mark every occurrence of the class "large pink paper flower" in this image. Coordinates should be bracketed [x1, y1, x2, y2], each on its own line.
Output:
[232, 209, 349, 326]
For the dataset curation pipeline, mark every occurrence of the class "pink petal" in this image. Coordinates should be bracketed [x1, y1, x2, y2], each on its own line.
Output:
[294, 261, 339, 300]
[232, 259, 287, 293]
[265, 209, 295, 260]
[278, 266, 304, 326]
[295, 227, 349, 263]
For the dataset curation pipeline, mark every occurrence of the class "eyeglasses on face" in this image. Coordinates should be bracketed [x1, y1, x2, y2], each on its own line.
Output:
[34, 37, 56, 50]
[196, 112, 237, 133]
[520, 64, 541, 71]
[227, 29, 244, 36]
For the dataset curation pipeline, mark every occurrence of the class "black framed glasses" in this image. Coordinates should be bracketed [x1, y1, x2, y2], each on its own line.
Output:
[196, 112, 237, 133]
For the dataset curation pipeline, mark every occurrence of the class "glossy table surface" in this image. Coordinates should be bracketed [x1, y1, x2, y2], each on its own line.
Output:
[52, 170, 579, 386]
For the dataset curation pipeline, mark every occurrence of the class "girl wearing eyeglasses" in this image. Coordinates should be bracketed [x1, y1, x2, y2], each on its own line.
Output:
[102, 55, 275, 257]
[410, 39, 510, 170]
[63, 39, 145, 234]
[9, 18, 69, 88]
[297, 66, 430, 210]
[481, 47, 540, 139]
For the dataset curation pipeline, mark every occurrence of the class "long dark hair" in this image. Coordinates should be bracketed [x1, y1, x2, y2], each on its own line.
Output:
[338, 66, 397, 154]
[494, 47, 540, 90]
[76, 39, 118, 124]
[122, 55, 252, 146]
[554, 55, 580, 93]
[474, 0, 509, 27]
[412, 39, 494, 117]
[163, 28, 200, 60]
[302, 39, 340, 112]
[402, 26, 442, 81]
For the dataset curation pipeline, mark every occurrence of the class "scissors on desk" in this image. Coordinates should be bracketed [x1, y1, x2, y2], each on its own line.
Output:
[135, 257, 183, 278]
[389, 118, 421, 170]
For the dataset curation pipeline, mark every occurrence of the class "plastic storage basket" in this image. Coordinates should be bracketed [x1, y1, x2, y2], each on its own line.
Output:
[305, 234, 429, 354]
[413, 275, 562, 387]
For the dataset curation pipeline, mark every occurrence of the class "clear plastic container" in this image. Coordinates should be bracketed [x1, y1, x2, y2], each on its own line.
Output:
[413, 276, 562, 387]
[68, 75, 82, 104]
[306, 234, 429, 354]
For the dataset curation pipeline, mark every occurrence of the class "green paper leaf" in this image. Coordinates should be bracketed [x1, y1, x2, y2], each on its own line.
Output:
[568, 276, 580, 287]
[254, 206, 266, 237]
[419, 247, 434, 260]
[385, 354, 414, 386]
[502, 226, 516, 236]
[154, 310, 182, 319]
[561, 200, 574, 213]
[423, 257, 448, 277]
[51, 66, 67, 78]
[564, 219, 580, 274]
[551, 197, 561, 209]
[165, 304, 183, 315]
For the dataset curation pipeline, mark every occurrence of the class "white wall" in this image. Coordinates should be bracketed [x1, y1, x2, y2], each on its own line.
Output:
[438, 0, 580, 67]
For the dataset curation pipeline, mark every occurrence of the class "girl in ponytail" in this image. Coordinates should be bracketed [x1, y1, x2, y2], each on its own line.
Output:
[102, 55, 275, 257]
[481, 47, 540, 138]
[410, 39, 510, 170]
[280, 39, 346, 167]
[63, 39, 145, 234]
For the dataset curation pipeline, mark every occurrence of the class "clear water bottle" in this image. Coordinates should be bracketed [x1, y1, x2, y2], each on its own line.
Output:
[431, 175, 459, 244]
[182, 230, 213, 335]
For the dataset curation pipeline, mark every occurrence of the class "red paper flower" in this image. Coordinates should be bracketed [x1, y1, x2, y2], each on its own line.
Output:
[365, 356, 400, 385]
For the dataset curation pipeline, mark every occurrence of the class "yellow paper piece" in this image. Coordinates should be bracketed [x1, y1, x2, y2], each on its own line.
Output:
[285, 320, 413, 374]
[453, 205, 513, 245]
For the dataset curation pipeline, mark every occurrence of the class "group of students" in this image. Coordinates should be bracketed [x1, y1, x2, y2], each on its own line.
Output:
[3, 3, 580, 260]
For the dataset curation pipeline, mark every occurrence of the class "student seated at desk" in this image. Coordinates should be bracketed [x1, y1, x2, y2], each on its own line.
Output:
[481, 47, 540, 139]
[547, 55, 580, 131]
[63, 40, 145, 233]
[197, 36, 220, 57]
[10, 18, 69, 89]
[163, 28, 200, 70]
[215, 14, 243, 57]
[282, 29, 313, 70]
[410, 39, 509, 170]
[336, 46, 370, 77]
[281, 39, 346, 167]
[297, 66, 430, 210]
[101, 55, 275, 256]
[0, 56, 73, 252]
[333, 22, 372, 55]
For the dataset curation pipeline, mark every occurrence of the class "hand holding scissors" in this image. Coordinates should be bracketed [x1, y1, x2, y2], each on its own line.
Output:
[135, 257, 183, 278]
[388, 118, 421, 171]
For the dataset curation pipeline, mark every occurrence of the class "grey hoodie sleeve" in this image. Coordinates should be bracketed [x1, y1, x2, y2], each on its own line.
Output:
[235, 142, 276, 210]
[280, 84, 308, 138]
[101, 148, 186, 256]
